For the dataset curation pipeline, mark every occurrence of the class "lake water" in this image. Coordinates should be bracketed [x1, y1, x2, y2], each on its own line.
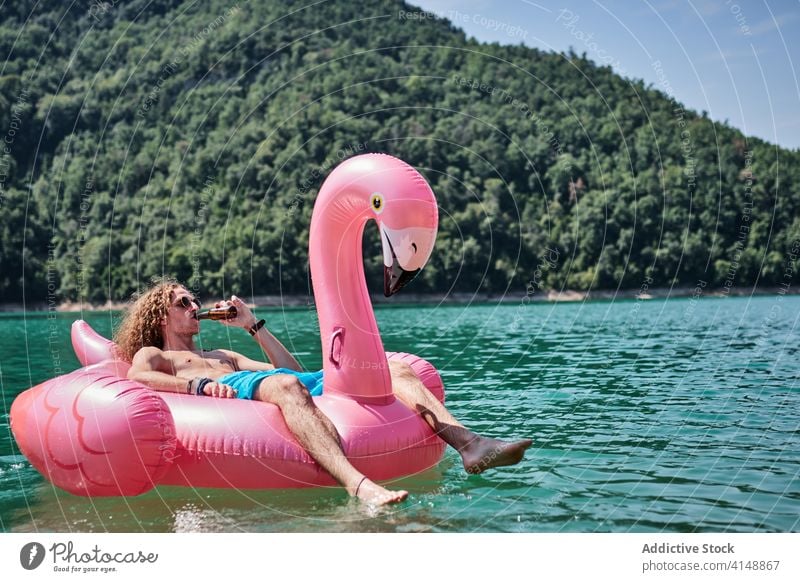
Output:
[1, 295, 798, 532]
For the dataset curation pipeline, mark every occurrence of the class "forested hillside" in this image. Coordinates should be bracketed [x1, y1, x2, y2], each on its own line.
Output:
[1, 0, 798, 304]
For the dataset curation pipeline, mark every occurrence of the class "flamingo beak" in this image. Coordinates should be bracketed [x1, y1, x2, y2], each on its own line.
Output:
[381, 231, 420, 296]
[379, 220, 435, 297]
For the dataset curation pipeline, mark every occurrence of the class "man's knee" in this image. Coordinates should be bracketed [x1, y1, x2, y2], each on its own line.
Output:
[389, 360, 417, 381]
[389, 361, 424, 400]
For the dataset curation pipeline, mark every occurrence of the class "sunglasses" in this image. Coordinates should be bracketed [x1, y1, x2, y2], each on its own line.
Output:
[175, 296, 202, 310]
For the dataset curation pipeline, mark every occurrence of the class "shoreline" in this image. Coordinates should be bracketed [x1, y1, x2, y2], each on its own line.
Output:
[0, 285, 796, 313]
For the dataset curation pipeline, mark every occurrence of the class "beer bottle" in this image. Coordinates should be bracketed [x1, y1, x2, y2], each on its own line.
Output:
[196, 306, 237, 320]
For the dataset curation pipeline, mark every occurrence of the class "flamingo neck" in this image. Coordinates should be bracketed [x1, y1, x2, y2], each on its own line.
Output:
[309, 193, 393, 404]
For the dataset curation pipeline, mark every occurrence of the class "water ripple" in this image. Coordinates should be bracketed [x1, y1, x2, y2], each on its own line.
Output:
[1, 296, 798, 532]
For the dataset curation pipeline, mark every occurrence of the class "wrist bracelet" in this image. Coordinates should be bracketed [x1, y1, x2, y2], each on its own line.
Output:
[248, 319, 266, 336]
[195, 377, 213, 396]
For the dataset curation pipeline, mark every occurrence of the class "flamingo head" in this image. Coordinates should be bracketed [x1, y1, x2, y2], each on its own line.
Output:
[351, 155, 439, 296]
[314, 153, 439, 296]
[379, 203, 437, 297]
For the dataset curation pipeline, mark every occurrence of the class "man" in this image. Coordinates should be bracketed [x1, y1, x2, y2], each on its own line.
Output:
[117, 280, 532, 505]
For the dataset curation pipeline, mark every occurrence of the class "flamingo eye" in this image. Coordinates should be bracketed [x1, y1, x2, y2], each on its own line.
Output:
[370, 193, 384, 214]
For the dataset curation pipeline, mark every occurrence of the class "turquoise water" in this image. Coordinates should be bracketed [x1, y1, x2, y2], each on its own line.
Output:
[1, 295, 798, 532]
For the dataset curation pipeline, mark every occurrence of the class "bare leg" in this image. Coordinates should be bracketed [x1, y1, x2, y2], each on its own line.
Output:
[390, 361, 533, 473]
[254, 375, 408, 505]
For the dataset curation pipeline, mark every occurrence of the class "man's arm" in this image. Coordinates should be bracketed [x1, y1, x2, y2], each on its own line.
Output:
[220, 295, 303, 371]
[128, 346, 236, 398]
[249, 325, 302, 371]
[216, 327, 303, 372]
[128, 347, 189, 393]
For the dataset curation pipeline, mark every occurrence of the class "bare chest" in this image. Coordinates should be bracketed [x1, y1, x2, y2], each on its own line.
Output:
[168, 350, 238, 379]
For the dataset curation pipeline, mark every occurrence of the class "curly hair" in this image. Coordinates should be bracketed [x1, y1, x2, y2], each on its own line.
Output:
[114, 278, 182, 362]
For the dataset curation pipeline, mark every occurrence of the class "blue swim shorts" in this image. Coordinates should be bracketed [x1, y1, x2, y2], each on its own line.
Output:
[217, 369, 324, 400]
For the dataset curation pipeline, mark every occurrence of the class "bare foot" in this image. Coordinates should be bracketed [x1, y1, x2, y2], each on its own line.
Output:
[461, 437, 533, 474]
[350, 477, 408, 505]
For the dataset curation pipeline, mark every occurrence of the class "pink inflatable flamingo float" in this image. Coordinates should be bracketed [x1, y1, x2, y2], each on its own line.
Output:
[10, 154, 446, 496]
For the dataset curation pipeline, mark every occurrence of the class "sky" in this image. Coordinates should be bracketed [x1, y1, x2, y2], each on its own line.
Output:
[409, 0, 800, 150]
